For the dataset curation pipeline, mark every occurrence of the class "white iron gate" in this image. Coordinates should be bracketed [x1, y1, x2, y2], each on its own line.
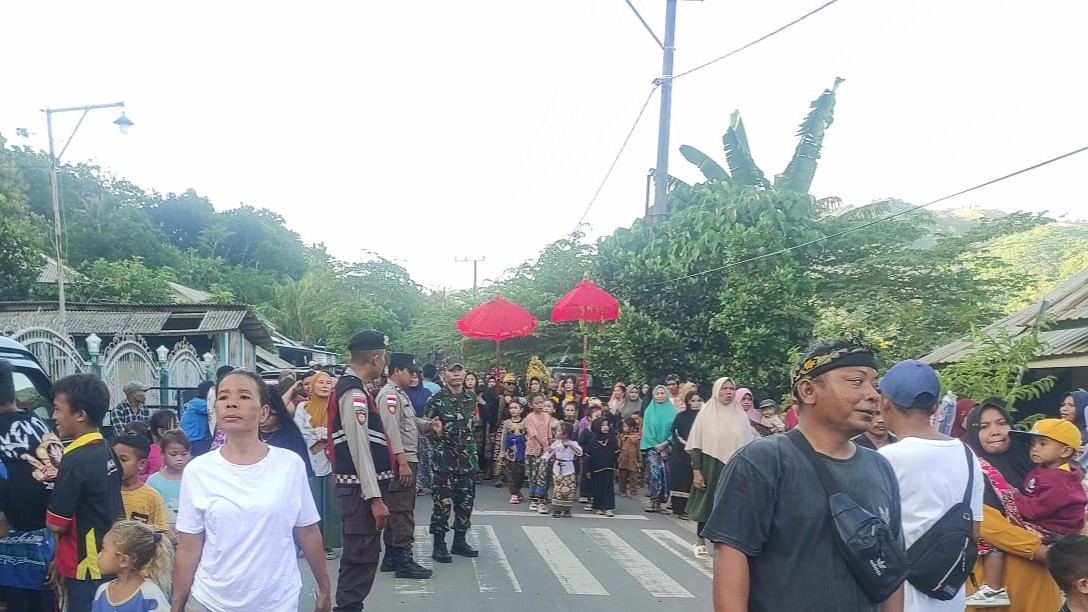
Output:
[166, 340, 204, 405]
[9, 326, 88, 380]
[100, 333, 159, 407]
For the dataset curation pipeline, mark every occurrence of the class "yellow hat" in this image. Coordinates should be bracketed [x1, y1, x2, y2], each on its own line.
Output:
[502, 373, 517, 383]
[1026, 418, 1083, 450]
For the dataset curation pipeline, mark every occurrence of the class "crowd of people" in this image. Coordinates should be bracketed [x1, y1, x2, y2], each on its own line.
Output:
[3, 331, 1088, 611]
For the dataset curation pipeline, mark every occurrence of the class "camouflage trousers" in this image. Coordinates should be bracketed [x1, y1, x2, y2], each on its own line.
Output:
[429, 471, 475, 536]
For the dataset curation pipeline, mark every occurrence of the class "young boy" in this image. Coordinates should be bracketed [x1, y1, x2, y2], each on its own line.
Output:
[45, 373, 125, 612]
[111, 434, 171, 541]
[969, 418, 1088, 607]
[145, 429, 192, 532]
[500, 403, 528, 504]
[1048, 534, 1088, 612]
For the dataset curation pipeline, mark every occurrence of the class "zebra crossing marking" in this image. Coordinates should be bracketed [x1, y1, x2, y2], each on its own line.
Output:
[474, 510, 648, 520]
[468, 525, 522, 593]
[641, 529, 713, 579]
[523, 526, 609, 595]
[394, 526, 436, 595]
[582, 528, 694, 598]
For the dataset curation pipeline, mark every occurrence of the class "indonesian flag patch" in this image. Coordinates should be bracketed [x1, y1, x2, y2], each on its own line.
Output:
[352, 394, 368, 425]
[386, 394, 398, 415]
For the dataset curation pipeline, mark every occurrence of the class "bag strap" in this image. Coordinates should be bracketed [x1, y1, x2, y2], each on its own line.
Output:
[961, 442, 975, 507]
[786, 429, 843, 495]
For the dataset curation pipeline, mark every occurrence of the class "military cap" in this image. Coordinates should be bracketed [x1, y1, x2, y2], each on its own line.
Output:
[348, 330, 389, 351]
[445, 361, 465, 371]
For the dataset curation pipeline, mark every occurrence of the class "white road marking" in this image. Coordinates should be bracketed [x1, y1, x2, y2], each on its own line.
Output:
[582, 528, 694, 598]
[523, 526, 609, 595]
[474, 510, 648, 520]
[394, 526, 436, 595]
[642, 529, 713, 579]
[468, 525, 522, 593]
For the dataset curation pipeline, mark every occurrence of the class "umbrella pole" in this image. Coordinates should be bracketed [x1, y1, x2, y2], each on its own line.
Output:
[496, 339, 501, 376]
[582, 321, 588, 402]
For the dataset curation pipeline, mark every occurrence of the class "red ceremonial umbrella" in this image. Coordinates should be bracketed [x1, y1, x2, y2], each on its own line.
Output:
[551, 274, 620, 396]
[457, 294, 537, 367]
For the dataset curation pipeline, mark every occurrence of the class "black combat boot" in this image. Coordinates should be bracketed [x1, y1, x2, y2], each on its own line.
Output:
[450, 531, 479, 557]
[432, 534, 452, 563]
[396, 548, 434, 579]
[380, 546, 401, 572]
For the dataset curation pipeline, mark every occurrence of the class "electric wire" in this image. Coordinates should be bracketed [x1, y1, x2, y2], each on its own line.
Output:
[574, 84, 660, 231]
[641, 144, 1088, 288]
[671, 0, 842, 81]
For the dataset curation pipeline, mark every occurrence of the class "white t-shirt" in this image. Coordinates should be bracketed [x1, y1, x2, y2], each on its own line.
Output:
[176, 446, 320, 612]
[880, 437, 985, 612]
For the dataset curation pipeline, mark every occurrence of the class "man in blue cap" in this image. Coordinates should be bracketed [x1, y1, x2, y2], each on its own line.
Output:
[878, 359, 985, 610]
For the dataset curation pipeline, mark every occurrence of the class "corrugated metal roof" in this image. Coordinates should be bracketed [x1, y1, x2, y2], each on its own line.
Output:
[0, 310, 170, 335]
[923, 267, 1088, 366]
[198, 311, 246, 332]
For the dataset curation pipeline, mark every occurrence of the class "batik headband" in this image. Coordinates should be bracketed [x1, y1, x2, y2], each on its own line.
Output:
[791, 343, 879, 389]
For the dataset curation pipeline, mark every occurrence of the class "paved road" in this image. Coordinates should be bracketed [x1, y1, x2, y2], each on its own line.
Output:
[297, 482, 712, 610]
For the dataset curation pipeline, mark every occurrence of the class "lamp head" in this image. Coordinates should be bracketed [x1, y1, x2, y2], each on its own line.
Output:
[113, 112, 134, 135]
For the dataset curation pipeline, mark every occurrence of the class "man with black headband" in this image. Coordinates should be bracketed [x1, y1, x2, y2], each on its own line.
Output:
[702, 337, 905, 612]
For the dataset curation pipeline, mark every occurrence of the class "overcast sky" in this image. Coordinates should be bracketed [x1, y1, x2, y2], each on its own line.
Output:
[3, 0, 1086, 292]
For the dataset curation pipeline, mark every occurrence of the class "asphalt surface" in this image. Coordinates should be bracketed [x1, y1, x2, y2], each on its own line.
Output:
[297, 481, 712, 611]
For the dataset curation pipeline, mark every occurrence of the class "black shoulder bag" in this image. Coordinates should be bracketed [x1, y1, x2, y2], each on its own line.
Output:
[786, 429, 909, 603]
[904, 442, 978, 600]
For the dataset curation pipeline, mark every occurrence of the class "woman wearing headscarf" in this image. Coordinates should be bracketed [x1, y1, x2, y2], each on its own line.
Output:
[669, 389, 703, 517]
[963, 399, 1060, 611]
[615, 385, 643, 420]
[406, 369, 435, 495]
[685, 377, 755, 560]
[738, 387, 774, 438]
[1060, 390, 1088, 442]
[641, 385, 676, 513]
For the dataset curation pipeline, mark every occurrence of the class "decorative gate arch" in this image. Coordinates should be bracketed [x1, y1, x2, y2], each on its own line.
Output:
[9, 326, 88, 381]
[166, 340, 204, 405]
[100, 333, 159, 407]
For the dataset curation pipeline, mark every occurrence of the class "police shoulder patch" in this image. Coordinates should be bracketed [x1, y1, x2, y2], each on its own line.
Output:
[386, 394, 398, 414]
[352, 392, 368, 425]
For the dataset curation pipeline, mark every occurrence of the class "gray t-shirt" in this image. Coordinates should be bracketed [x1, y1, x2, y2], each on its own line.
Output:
[702, 433, 902, 612]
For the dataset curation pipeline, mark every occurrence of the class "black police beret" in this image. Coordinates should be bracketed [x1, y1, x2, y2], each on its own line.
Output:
[348, 330, 388, 351]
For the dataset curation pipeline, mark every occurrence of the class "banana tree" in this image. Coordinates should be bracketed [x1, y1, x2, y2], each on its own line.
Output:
[679, 77, 844, 195]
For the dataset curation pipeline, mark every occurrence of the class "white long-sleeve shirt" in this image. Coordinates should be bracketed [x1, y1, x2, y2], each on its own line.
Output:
[545, 440, 583, 476]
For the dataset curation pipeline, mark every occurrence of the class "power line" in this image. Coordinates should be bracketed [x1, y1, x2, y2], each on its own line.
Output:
[671, 0, 842, 81]
[574, 84, 660, 231]
[642, 144, 1088, 288]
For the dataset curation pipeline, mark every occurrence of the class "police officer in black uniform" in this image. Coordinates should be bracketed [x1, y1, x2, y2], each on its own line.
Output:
[328, 331, 392, 612]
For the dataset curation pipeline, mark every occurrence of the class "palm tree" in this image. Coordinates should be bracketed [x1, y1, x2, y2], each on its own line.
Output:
[679, 77, 844, 195]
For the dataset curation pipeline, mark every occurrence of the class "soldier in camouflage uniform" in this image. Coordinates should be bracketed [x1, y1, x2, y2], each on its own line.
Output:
[424, 361, 480, 563]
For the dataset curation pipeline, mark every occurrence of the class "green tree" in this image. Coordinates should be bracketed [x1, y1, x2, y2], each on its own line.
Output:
[69, 258, 176, 303]
[679, 77, 844, 194]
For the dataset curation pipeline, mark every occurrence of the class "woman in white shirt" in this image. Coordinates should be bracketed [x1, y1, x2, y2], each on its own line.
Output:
[172, 370, 331, 612]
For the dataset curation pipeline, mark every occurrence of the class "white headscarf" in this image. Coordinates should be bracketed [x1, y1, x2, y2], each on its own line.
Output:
[686, 377, 756, 465]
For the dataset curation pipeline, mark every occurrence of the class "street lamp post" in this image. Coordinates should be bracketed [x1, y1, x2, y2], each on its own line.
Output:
[202, 352, 216, 382]
[85, 333, 102, 377]
[156, 345, 170, 406]
[43, 101, 134, 329]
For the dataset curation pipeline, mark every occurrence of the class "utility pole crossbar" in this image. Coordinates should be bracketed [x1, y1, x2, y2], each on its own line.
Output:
[455, 256, 485, 290]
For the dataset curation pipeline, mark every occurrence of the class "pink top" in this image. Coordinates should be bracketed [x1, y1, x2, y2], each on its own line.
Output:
[525, 412, 553, 456]
[140, 444, 163, 482]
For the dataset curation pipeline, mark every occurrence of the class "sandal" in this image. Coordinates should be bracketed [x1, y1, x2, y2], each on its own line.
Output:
[694, 544, 709, 559]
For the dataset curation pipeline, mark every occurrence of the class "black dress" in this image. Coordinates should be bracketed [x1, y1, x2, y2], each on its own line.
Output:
[669, 408, 699, 516]
[585, 420, 618, 511]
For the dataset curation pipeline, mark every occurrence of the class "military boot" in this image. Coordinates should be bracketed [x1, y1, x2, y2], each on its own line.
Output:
[432, 535, 452, 563]
[396, 548, 434, 579]
[450, 531, 479, 557]
[380, 546, 401, 572]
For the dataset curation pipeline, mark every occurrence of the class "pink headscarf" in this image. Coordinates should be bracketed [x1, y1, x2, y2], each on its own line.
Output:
[737, 388, 761, 423]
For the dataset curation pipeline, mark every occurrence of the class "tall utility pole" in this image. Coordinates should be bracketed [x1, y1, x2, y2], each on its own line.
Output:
[650, 0, 678, 223]
[455, 256, 485, 290]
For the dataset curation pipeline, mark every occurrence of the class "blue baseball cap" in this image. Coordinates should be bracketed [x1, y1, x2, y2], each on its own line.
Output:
[879, 359, 941, 410]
